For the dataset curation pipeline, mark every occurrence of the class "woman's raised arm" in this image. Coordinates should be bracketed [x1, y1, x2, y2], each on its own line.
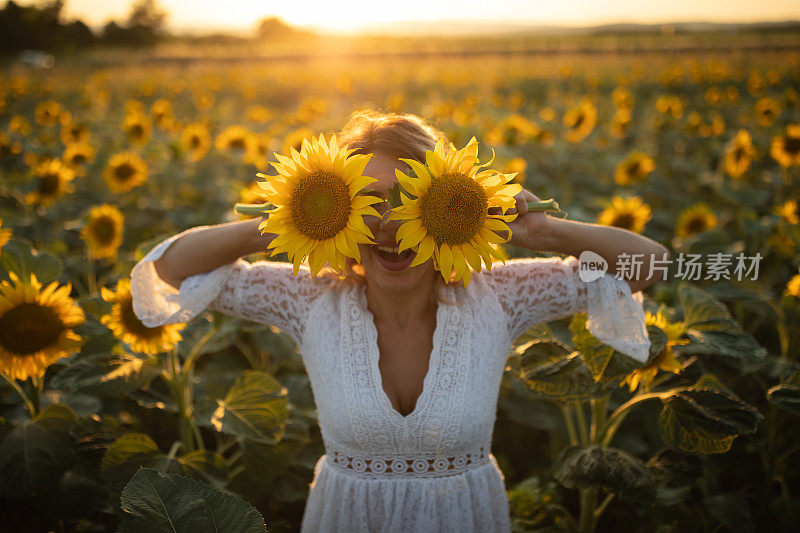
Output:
[505, 189, 670, 293]
[153, 217, 274, 290]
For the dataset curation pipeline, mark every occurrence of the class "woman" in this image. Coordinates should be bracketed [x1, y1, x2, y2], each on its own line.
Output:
[131, 109, 668, 532]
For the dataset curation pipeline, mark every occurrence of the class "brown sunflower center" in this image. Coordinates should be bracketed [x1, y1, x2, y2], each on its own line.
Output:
[611, 213, 636, 230]
[627, 161, 641, 177]
[571, 113, 585, 129]
[784, 136, 800, 155]
[71, 153, 87, 165]
[0, 303, 64, 355]
[289, 171, 351, 241]
[129, 124, 144, 139]
[190, 135, 201, 149]
[686, 215, 710, 234]
[119, 297, 163, 339]
[420, 173, 488, 245]
[39, 172, 60, 195]
[114, 163, 135, 181]
[90, 216, 117, 245]
[228, 137, 247, 151]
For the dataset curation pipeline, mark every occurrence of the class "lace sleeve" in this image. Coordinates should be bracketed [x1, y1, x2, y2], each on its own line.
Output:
[481, 256, 651, 362]
[130, 225, 336, 344]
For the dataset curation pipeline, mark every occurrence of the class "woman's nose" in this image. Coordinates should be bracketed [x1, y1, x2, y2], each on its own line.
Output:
[378, 209, 399, 232]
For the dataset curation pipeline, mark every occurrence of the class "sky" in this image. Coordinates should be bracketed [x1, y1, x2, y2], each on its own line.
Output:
[59, 0, 800, 34]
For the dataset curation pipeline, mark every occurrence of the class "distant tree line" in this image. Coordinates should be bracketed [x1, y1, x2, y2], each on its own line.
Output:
[0, 0, 167, 53]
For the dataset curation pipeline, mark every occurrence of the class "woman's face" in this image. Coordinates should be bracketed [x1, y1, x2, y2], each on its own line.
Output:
[359, 150, 437, 293]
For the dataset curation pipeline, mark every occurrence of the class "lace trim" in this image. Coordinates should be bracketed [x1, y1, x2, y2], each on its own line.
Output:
[325, 444, 491, 479]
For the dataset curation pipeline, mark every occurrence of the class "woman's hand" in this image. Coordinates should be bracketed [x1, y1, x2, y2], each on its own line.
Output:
[489, 188, 551, 249]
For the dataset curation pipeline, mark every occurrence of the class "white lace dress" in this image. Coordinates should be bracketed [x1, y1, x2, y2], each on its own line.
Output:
[131, 226, 651, 533]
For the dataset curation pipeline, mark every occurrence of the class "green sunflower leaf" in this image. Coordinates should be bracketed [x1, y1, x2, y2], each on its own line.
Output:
[117, 468, 266, 533]
[658, 377, 763, 454]
[553, 445, 656, 505]
[0, 404, 76, 498]
[201, 369, 289, 444]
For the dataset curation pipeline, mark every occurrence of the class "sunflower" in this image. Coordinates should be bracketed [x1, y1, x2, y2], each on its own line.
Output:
[215, 125, 254, 155]
[63, 142, 96, 169]
[246, 105, 273, 123]
[244, 133, 272, 169]
[754, 97, 780, 127]
[622, 308, 686, 393]
[35, 101, 62, 126]
[766, 227, 796, 257]
[81, 204, 125, 260]
[723, 130, 756, 179]
[610, 108, 632, 138]
[257, 133, 383, 276]
[25, 158, 76, 207]
[180, 123, 211, 162]
[774, 200, 799, 225]
[502, 157, 527, 184]
[388, 136, 522, 285]
[597, 196, 652, 234]
[0, 219, 12, 249]
[104, 152, 148, 193]
[100, 278, 185, 355]
[122, 112, 151, 146]
[675, 203, 717, 239]
[60, 122, 90, 145]
[0, 132, 22, 158]
[150, 99, 173, 129]
[282, 127, 314, 155]
[786, 270, 800, 298]
[655, 95, 683, 119]
[237, 181, 266, 219]
[614, 152, 655, 185]
[563, 99, 597, 143]
[611, 86, 634, 109]
[0, 271, 85, 381]
[770, 124, 800, 167]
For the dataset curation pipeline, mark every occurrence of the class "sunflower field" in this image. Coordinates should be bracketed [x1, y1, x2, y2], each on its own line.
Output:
[0, 42, 799, 532]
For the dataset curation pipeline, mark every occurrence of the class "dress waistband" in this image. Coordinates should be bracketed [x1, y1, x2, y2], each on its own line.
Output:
[325, 444, 491, 479]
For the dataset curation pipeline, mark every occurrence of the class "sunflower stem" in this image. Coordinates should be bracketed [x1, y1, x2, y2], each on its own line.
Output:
[28, 375, 41, 416]
[85, 244, 97, 297]
[0, 373, 37, 418]
[526, 199, 562, 212]
[235, 200, 563, 217]
[601, 392, 662, 447]
[560, 402, 580, 447]
[234, 203, 274, 216]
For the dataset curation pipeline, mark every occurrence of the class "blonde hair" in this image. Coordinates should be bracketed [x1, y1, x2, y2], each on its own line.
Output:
[319, 108, 462, 304]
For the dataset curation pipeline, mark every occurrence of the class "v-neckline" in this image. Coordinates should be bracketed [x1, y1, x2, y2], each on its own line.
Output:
[355, 283, 448, 422]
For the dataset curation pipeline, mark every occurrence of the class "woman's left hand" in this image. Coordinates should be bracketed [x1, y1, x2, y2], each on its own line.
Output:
[489, 188, 550, 248]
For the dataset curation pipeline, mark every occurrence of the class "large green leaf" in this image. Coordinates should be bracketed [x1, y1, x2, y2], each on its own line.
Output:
[677, 283, 767, 363]
[101, 433, 229, 487]
[647, 448, 704, 485]
[0, 237, 62, 285]
[206, 370, 289, 444]
[553, 445, 656, 505]
[512, 341, 598, 399]
[117, 468, 267, 533]
[0, 404, 76, 498]
[101, 433, 163, 485]
[658, 377, 763, 454]
[767, 369, 800, 416]
[678, 282, 738, 326]
[50, 352, 154, 397]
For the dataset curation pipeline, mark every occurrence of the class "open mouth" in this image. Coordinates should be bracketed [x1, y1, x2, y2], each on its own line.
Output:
[373, 243, 416, 271]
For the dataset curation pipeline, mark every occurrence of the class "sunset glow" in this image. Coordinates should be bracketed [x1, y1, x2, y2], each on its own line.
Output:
[62, 0, 800, 34]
